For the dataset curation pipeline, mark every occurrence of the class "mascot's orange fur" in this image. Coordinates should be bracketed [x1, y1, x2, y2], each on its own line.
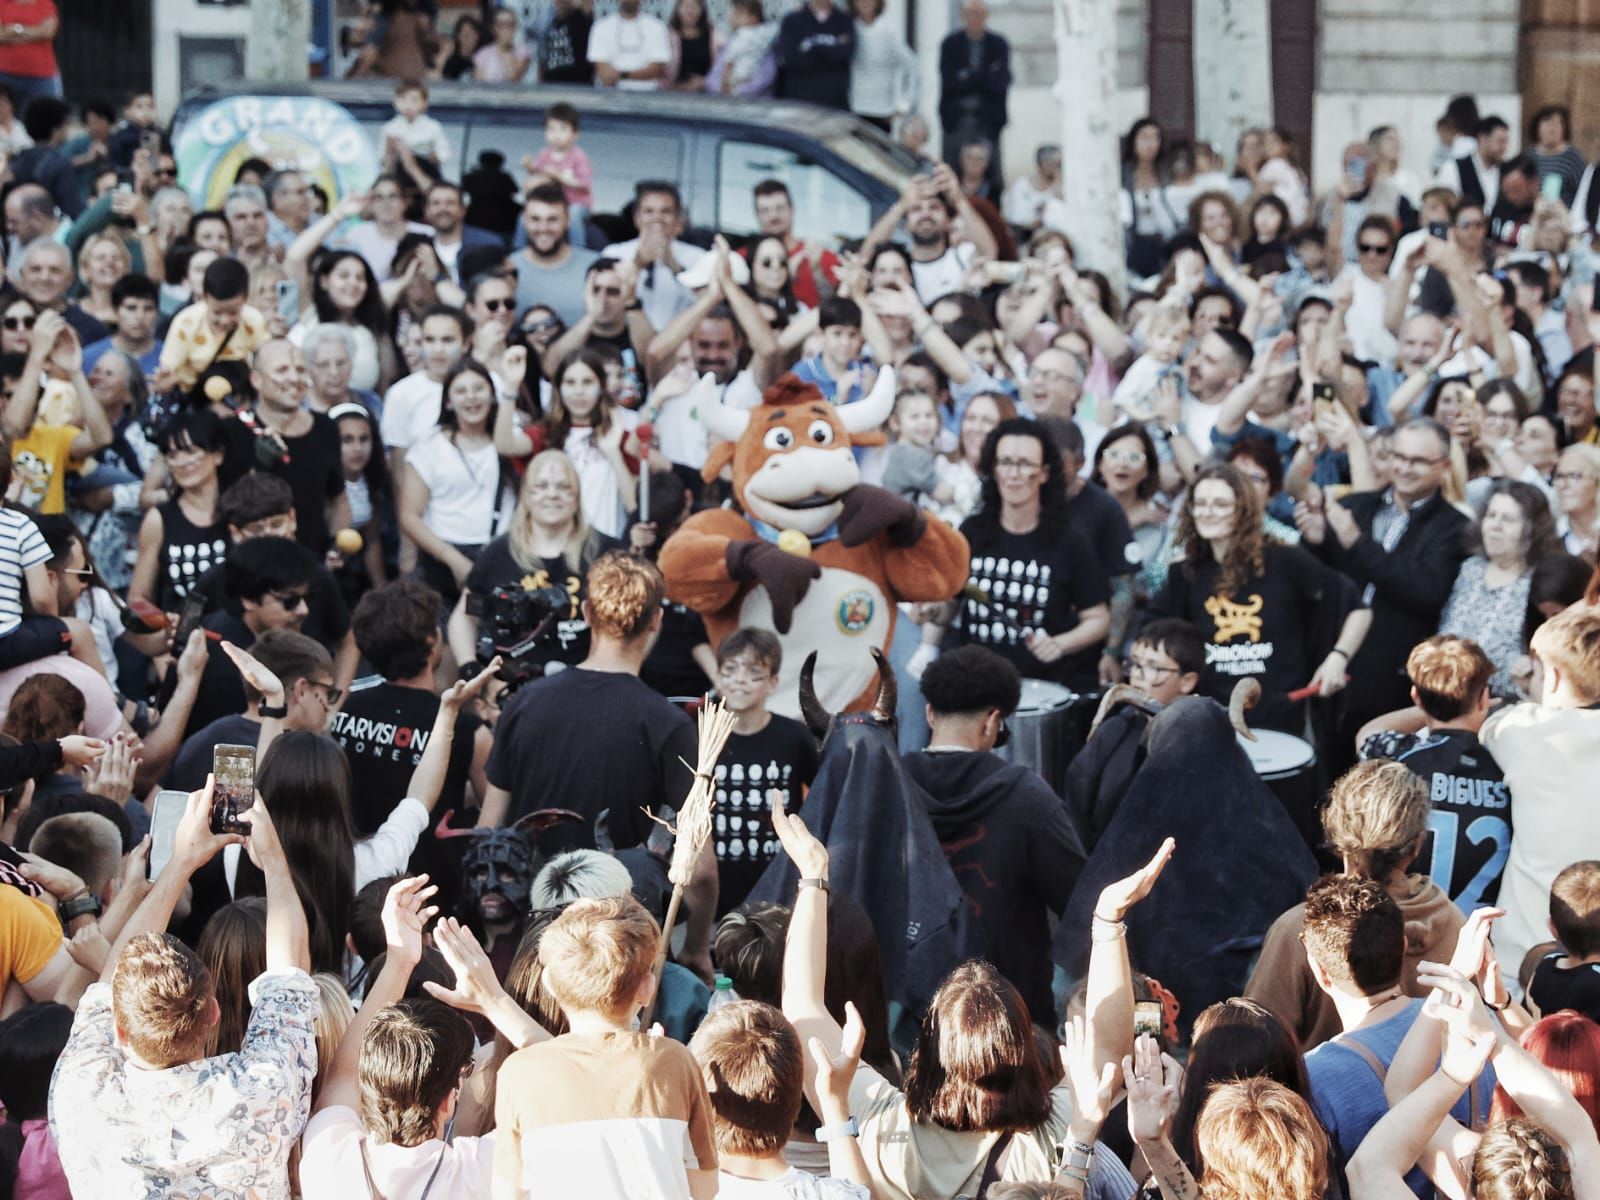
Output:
[659, 369, 970, 719]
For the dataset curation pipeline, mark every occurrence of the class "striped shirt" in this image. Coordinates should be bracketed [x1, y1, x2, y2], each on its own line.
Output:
[0, 507, 49, 637]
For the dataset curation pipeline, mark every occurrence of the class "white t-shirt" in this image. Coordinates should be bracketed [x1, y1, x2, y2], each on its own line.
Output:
[909, 242, 976, 306]
[1337, 265, 1399, 365]
[564, 411, 638, 540]
[653, 369, 762, 470]
[716, 1167, 868, 1199]
[381, 371, 445, 451]
[587, 13, 672, 89]
[300, 1105, 495, 1200]
[1482, 703, 1600, 973]
[408, 428, 515, 545]
[335, 220, 433, 283]
[381, 370, 512, 451]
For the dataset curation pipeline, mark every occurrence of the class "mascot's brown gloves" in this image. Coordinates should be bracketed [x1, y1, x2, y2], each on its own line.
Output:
[836, 484, 926, 548]
[725, 539, 822, 633]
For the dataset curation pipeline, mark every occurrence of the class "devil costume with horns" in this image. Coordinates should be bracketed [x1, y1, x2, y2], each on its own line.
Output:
[659, 370, 971, 720]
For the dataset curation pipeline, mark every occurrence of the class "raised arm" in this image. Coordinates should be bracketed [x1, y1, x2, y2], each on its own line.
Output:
[99, 777, 246, 983]
[407, 659, 502, 812]
[1215, 331, 1296, 437]
[1348, 1005, 1493, 1200]
[286, 192, 367, 298]
[424, 917, 551, 1049]
[774, 794, 845, 1113]
[4, 311, 57, 438]
[1087, 837, 1174, 1070]
[317, 875, 440, 1113]
[244, 794, 311, 974]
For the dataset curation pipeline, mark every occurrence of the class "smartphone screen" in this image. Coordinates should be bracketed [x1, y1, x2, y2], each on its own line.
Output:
[275, 278, 300, 326]
[1133, 1000, 1163, 1038]
[148, 790, 188, 880]
[211, 744, 255, 835]
[140, 128, 162, 157]
[1428, 220, 1449, 240]
[1542, 173, 1565, 201]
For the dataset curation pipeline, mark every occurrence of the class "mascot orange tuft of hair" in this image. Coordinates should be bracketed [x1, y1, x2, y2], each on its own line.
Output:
[659, 368, 970, 719]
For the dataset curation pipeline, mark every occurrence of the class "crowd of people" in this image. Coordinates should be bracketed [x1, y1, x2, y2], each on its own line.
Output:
[0, 16, 1598, 1196]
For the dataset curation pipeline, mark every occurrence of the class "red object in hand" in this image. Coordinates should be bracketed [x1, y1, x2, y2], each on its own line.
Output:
[1286, 680, 1322, 702]
[203, 629, 224, 642]
[125, 599, 168, 631]
[636, 422, 653, 446]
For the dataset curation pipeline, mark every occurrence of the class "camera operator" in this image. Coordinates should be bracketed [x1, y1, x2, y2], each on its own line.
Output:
[446, 449, 619, 681]
[477, 550, 715, 979]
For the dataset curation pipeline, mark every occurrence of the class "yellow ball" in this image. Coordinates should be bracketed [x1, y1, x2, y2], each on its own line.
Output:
[334, 528, 364, 555]
[202, 375, 232, 402]
[777, 528, 811, 557]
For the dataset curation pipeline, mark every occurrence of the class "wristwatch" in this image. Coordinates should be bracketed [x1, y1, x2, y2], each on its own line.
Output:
[258, 700, 289, 718]
[59, 891, 102, 923]
[815, 1116, 859, 1142]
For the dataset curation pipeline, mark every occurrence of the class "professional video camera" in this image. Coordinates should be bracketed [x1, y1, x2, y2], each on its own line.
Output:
[466, 584, 572, 689]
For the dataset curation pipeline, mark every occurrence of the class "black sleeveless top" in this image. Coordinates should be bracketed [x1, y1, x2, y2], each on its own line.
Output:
[158, 499, 228, 609]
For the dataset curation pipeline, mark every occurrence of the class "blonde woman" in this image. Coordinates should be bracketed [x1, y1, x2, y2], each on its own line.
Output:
[76, 234, 132, 326]
[446, 449, 620, 675]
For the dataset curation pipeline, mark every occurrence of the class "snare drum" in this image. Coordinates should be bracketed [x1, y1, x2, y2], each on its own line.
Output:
[1238, 728, 1320, 851]
[998, 680, 1093, 795]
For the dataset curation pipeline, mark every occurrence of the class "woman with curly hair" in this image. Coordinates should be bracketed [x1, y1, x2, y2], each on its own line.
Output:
[955, 418, 1111, 691]
[1148, 462, 1368, 732]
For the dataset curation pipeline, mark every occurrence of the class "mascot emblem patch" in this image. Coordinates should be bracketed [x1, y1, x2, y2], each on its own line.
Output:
[836, 589, 875, 634]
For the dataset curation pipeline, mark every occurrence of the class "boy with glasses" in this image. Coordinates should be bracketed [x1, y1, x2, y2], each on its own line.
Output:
[711, 627, 817, 915]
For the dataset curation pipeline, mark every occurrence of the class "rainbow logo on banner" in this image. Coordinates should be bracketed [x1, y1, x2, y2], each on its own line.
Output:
[173, 94, 379, 209]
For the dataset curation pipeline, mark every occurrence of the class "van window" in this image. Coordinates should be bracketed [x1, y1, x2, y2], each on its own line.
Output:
[717, 139, 872, 245]
[461, 118, 683, 217]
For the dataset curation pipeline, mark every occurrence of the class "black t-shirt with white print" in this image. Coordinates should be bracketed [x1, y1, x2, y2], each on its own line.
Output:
[1151, 543, 1342, 734]
[712, 714, 819, 915]
[956, 518, 1110, 692]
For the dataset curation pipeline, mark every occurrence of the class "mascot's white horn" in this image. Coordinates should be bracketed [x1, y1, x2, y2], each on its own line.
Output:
[839, 366, 896, 434]
[697, 372, 752, 443]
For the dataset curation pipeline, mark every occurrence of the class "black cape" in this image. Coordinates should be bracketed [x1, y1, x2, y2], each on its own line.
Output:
[749, 714, 978, 1015]
[1053, 696, 1317, 1038]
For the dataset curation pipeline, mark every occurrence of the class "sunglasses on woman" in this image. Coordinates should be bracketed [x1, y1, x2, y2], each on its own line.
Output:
[3, 315, 35, 331]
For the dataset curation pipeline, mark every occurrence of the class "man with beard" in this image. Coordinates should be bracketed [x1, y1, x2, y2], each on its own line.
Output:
[644, 253, 778, 479]
[859, 162, 997, 306]
[425, 180, 506, 283]
[511, 181, 598, 326]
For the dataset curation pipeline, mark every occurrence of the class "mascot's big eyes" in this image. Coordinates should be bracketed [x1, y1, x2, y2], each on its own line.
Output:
[807, 420, 834, 445]
[764, 427, 795, 451]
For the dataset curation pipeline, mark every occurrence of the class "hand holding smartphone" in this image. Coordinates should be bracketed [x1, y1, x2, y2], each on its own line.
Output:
[147, 789, 187, 880]
[210, 744, 255, 836]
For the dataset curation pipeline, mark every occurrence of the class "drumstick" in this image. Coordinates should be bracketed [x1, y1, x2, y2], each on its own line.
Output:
[960, 583, 1030, 634]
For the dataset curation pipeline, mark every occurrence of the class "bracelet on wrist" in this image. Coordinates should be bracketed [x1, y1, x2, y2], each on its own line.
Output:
[1486, 995, 1509, 1012]
[1328, 648, 1349, 661]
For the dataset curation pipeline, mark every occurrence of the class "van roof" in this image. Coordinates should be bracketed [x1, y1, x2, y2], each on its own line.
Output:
[176, 78, 875, 139]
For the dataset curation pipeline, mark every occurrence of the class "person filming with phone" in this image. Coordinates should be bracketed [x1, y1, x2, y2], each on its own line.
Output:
[48, 774, 320, 1198]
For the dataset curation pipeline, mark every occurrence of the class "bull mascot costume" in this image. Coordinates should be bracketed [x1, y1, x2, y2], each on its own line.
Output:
[659, 369, 970, 719]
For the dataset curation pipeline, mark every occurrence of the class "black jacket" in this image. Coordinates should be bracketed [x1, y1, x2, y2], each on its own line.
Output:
[904, 749, 1084, 1022]
[938, 30, 1010, 134]
[1309, 488, 1468, 719]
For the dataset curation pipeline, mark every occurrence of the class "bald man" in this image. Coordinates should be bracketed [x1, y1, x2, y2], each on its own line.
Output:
[218, 338, 350, 553]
